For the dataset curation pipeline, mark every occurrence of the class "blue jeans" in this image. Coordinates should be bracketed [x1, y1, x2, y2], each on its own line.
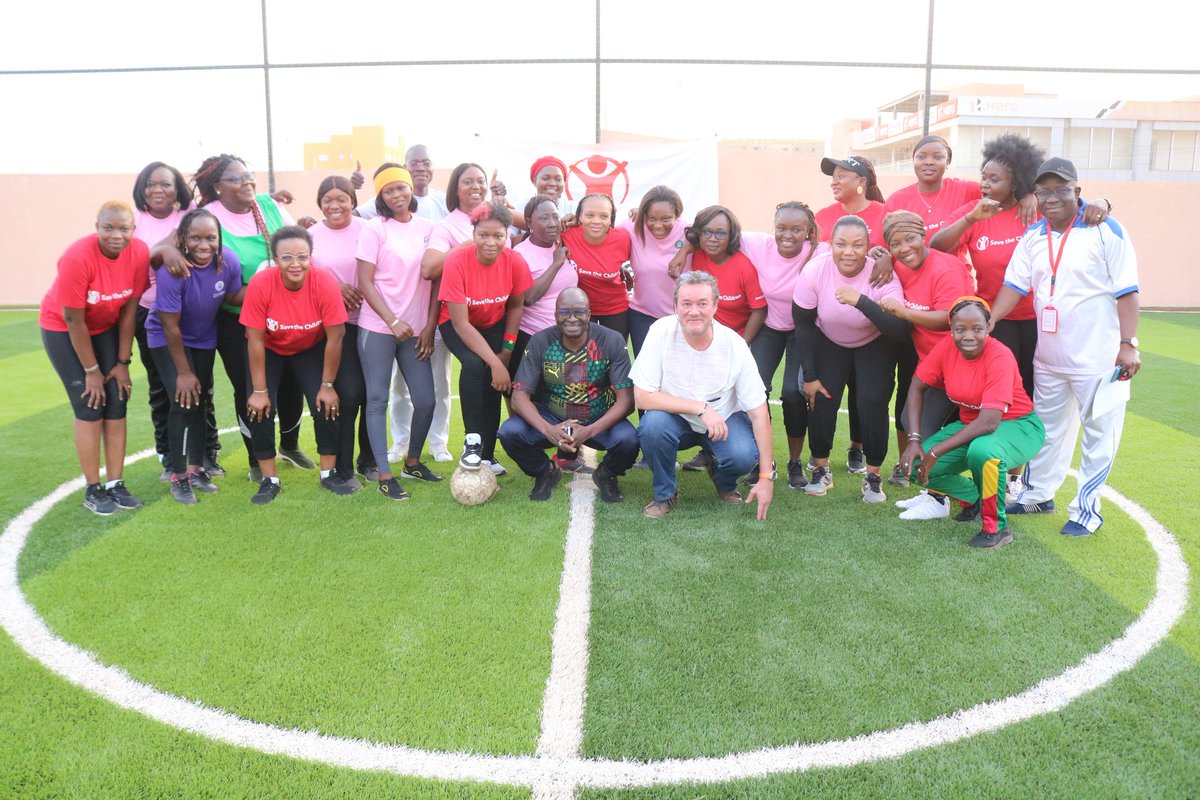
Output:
[498, 405, 639, 477]
[637, 410, 758, 501]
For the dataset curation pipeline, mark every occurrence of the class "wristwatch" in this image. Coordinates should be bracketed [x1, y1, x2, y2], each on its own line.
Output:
[1120, 337, 1139, 348]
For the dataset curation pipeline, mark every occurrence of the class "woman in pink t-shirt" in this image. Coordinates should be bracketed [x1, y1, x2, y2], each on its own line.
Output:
[742, 201, 822, 488]
[356, 166, 442, 499]
[311, 175, 375, 486]
[619, 185, 690, 356]
[130, 161, 197, 476]
[793, 215, 910, 503]
[514, 194, 576, 356]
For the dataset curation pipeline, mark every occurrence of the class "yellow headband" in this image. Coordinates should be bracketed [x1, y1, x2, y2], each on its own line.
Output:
[373, 167, 413, 196]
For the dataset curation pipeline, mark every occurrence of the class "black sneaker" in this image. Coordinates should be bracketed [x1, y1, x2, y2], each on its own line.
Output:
[358, 464, 381, 482]
[954, 500, 982, 522]
[401, 461, 444, 482]
[460, 433, 483, 470]
[786, 459, 807, 489]
[202, 451, 225, 478]
[530, 462, 563, 501]
[968, 527, 1013, 548]
[681, 451, 713, 472]
[251, 478, 281, 505]
[169, 475, 197, 505]
[278, 447, 316, 470]
[888, 463, 910, 488]
[847, 447, 867, 474]
[83, 483, 118, 515]
[592, 462, 623, 503]
[320, 474, 357, 496]
[188, 468, 219, 494]
[744, 460, 777, 486]
[377, 477, 410, 500]
[107, 481, 143, 510]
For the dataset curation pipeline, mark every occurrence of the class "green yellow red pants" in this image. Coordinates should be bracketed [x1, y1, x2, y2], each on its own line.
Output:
[919, 412, 1046, 533]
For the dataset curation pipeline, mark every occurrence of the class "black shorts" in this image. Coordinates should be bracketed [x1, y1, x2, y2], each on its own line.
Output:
[42, 326, 128, 421]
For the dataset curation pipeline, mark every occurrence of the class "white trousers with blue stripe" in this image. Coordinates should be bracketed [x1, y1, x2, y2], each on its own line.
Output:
[1019, 364, 1127, 532]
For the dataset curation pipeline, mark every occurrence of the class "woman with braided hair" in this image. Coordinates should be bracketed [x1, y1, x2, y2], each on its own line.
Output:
[160, 154, 315, 480]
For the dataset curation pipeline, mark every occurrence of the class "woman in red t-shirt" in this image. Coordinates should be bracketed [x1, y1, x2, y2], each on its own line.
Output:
[814, 155, 887, 248]
[877, 210, 973, 488]
[240, 226, 349, 505]
[684, 205, 766, 341]
[897, 297, 1045, 549]
[438, 203, 533, 472]
[40, 201, 150, 515]
[560, 194, 632, 340]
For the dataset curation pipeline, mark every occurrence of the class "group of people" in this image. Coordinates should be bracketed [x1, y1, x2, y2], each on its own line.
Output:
[41, 135, 1141, 547]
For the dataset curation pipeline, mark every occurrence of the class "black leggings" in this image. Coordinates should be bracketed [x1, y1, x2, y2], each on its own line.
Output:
[137, 306, 220, 457]
[807, 332, 896, 468]
[334, 322, 371, 478]
[245, 343, 339, 460]
[149, 345, 216, 474]
[593, 310, 630, 342]
[440, 319, 508, 461]
[216, 309, 303, 466]
[748, 325, 807, 438]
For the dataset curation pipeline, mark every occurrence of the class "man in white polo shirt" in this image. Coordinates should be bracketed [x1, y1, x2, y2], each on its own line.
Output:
[992, 157, 1141, 536]
[631, 271, 776, 520]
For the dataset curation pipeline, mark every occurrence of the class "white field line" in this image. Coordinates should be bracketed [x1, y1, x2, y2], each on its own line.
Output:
[0, 446, 1188, 791]
[531, 449, 599, 800]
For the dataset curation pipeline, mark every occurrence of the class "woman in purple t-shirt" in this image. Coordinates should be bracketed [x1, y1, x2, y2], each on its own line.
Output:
[146, 209, 244, 504]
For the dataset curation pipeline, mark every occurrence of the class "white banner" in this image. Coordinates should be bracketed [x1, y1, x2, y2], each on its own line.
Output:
[475, 138, 720, 218]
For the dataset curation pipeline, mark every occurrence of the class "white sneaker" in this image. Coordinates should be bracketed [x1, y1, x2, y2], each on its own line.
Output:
[481, 459, 507, 476]
[387, 443, 408, 463]
[460, 434, 483, 470]
[898, 492, 950, 520]
[430, 446, 453, 463]
[1005, 475, 1024, 505]
[895, 489, 931, 509]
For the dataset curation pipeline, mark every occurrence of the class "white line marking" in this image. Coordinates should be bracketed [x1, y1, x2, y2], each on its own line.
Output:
[532, 451, 598, 799]
[0, 448, 1188, 791]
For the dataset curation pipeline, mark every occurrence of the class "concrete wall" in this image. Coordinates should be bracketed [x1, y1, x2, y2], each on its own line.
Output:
[3, 153, 1196, 308]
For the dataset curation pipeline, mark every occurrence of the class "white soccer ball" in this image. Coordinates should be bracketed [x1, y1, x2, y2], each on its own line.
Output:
[449, 465, 499, 506]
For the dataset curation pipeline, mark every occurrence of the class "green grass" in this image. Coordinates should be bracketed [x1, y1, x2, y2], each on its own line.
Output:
[2, 308, 1198, 798]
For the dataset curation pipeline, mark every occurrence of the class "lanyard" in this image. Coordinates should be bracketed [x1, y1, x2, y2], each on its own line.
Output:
[1045, 219, 1074, 301]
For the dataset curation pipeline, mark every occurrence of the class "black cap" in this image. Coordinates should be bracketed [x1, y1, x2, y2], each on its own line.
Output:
[1035, 157, 1078, 182]
[821, 155, 874, 183]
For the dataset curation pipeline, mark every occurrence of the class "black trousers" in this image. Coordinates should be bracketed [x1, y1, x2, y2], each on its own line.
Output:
[440, 319, 508, 462]
[149, 345, 216, 474]
[807, 332, 897, 468]
[245, 342, 339, 460]
[137, 306, 220, 457]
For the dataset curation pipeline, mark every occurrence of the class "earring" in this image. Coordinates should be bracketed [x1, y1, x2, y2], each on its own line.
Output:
[856, 185, 864, 195]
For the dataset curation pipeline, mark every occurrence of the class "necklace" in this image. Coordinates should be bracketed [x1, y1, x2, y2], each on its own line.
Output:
[918, 184, 943, 216]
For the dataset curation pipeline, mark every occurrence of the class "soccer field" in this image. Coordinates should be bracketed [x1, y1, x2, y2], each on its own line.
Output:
[2, 308, 1197, 799]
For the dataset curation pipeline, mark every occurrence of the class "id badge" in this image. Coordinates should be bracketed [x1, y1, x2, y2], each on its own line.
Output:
[1040, 306, 1059, 334]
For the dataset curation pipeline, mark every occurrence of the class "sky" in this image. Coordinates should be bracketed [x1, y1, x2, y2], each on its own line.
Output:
[2, 0, 1195, 175]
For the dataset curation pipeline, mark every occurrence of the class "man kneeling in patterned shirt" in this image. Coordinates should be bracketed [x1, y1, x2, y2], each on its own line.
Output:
[498, 287, 638, 502]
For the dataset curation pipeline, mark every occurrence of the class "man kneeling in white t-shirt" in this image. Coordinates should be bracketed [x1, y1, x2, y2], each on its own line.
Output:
[631, 271, 776, 520]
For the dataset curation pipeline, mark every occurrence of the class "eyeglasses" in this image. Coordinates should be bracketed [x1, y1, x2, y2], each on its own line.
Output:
[1033, 185, 1075, 202]
[275, 254, 310, 265]
[408, 159, 432, 168]
[700, 229, 729, 240]
[220, 173, 256, 186]
[555, 307, 590, 318]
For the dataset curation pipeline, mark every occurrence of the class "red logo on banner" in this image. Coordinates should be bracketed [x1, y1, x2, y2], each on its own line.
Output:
[566, 155, 631, 203]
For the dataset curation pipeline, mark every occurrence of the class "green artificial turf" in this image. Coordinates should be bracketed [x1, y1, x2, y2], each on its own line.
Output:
[2, 309, 1198, 798]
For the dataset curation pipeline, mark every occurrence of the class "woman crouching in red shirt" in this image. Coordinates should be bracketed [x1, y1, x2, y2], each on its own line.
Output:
[240, 226, 349, 504]
[897, 297, 1045, 548]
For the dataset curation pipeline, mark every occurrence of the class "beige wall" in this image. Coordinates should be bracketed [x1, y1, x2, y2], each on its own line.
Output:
[3, 156, 1196, 308]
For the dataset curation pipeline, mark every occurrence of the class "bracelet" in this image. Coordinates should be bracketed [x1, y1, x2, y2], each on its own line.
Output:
[84, 363, 101, 373]
[389, 318, 401, 328]
[321, 381, 335, 388]
[117, 356, 132, 366]
[758, 472, 774, 480]
[502, 332, 518, 344]
[1103, 198, 1113, 212]
[253, 388, 268, 394]
[699, 402, 709, 416]
[501, 340, 515, 351]
[928, 449, 940, 460]
[907, 433, 922, 442]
